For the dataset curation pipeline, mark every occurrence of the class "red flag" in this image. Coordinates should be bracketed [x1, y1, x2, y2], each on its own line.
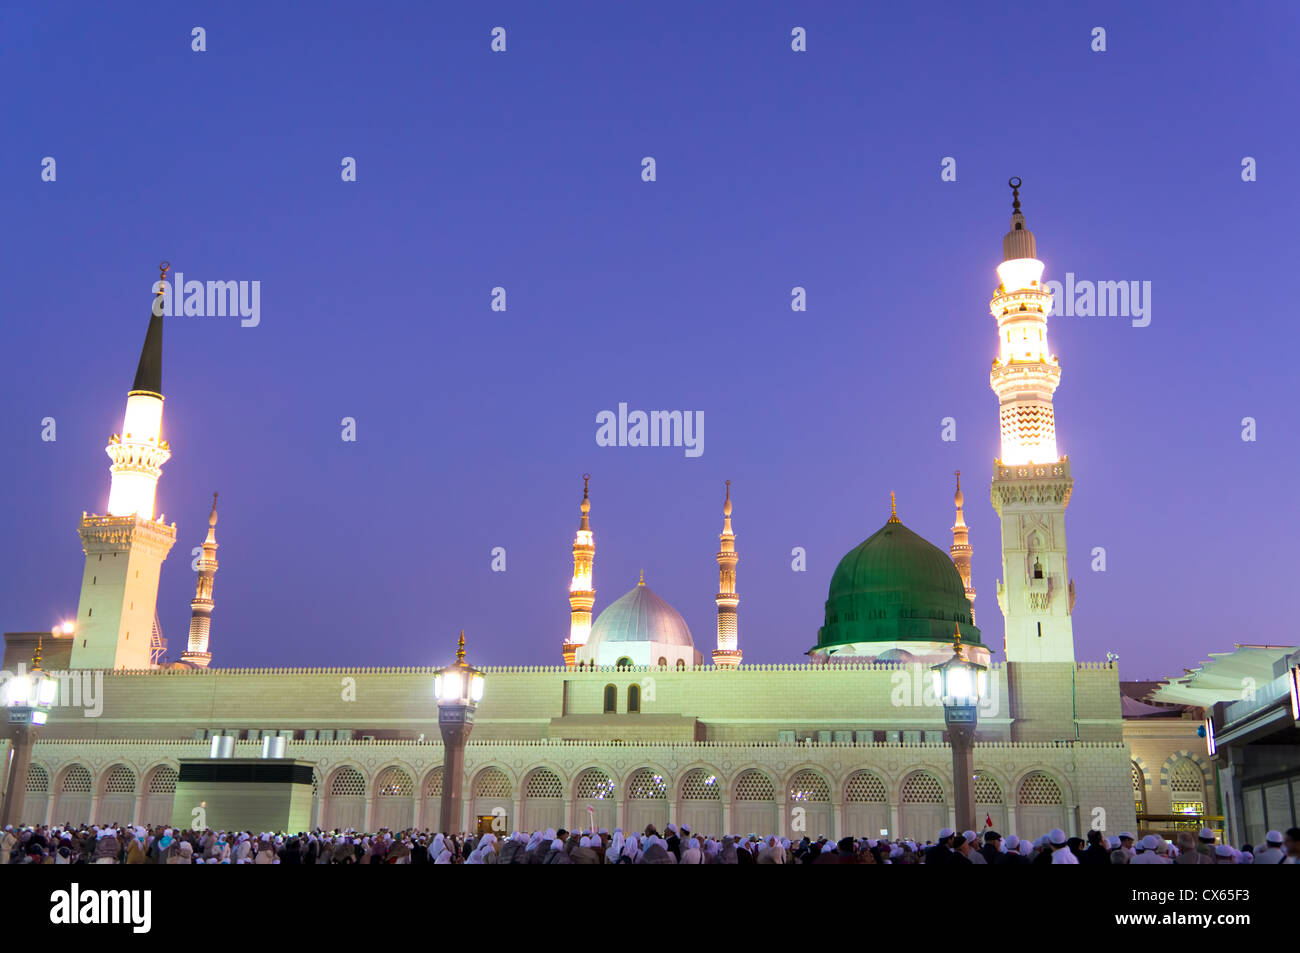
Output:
[985, 813, 993, 828]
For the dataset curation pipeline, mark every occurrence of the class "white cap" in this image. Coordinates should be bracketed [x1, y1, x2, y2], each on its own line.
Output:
[1005, 835, 1020, 850]
[1214, 844, 1233, 858]
[1117, 831, 1135, 841]
[938, 827, 955, 840]
[1266, 830, 1283, 845]
[1141, 834, 1161, 851]
[962, 830, 978, 844]
[1199, 827, 1216, 841]
[1049, 829, 1067, 846]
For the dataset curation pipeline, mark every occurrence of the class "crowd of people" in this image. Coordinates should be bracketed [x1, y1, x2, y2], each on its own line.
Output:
[4, 820, 1298, 864]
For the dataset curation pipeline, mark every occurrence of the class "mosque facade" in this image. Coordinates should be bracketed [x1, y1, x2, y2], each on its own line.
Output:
[1, 187, 1214, 842]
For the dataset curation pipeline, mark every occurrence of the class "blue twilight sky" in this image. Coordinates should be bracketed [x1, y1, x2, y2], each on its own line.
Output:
[2, 2, 1297, 680]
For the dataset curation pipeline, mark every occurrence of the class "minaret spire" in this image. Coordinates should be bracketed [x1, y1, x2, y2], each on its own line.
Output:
[712, 480, 742, 669]
[181, 492, 219, 667]
[131, 261, 168, 396]
[562, 474, 595, 669]
[106, 262, 173, 519]
[991, 178, 1057, 466]
[988, 180, 1077, 666]
[949, 471, 976, 625]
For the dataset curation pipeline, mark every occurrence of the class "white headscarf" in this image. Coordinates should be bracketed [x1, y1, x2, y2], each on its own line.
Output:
[606, 830, 625, 862]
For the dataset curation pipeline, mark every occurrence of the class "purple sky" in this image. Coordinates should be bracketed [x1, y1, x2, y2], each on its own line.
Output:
[3, 3, 1297, 680]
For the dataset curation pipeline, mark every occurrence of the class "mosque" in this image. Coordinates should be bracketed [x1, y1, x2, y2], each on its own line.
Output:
[2, 184, 1222, 843]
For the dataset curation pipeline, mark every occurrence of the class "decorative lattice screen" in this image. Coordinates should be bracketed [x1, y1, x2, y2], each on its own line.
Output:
[474, 768, 512, 798]
[626, 768, 667, 799]
[61, 765, 92, 794]
[103, 765, 136, 794]
[524, 769, 562, 799]
[901, 773, 944, 803]
[1169, 759, 1203, 795]
[27, 764, 49, 794]
[425, 768, 445, 798]
[734, 770, 775, 801]
[1132, 762, 1144, 795]
[330, 766, 366, 796]
[680, 769, 721, 800]
[575, 769, 615, 800]
[844, 771, 887, 803]
[147, 766, 177, 795]
[974, 775, 1002, 804]
[1018, 772, 1063, 805]
[375, 767, 413, 797]
[788, 770, 830, 802]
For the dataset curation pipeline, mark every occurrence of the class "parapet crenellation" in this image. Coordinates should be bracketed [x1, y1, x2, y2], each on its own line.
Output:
[91, 659, 1071, 677]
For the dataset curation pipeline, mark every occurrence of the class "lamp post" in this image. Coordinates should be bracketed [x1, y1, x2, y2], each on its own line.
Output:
[931, 626, 987, 833]
[1, 635, 58, 827]
[434, 631, 485, 835]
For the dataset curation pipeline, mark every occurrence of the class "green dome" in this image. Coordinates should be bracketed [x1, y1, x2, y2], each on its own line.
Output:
[814, 518, 980, 652]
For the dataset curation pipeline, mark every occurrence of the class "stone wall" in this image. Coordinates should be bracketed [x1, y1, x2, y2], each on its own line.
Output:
[20, 661, 1130, 745]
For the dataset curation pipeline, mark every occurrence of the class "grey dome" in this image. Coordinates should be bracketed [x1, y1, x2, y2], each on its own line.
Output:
[588, 581, 694, 649]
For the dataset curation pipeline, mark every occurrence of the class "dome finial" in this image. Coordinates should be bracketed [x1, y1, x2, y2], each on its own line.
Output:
[209, 491, 219, 527]
[1001, 177, 1036, 260]
[888, 491, 900, 524]
[952, 619, 964, 653]
[638, 568, 645, 586]
[456, 629, 466, 663]
[723, 479, 732, 517]
[578, 473, 592, 527]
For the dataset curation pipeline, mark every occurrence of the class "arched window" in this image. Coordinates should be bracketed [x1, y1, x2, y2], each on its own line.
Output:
[675, 659, 686, 670]
[616, 657, 632, 669]
[627, 683, 640, 713]
[658, 657, 667, 667]
[603, 684, 617, 713]
[1169, 758, 1205, 816]
[1132, 762, 1147, 816]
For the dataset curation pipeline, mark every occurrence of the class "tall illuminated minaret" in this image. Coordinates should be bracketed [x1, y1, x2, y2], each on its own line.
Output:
[70, 264, 178, 670]
[562, 474, 595, 669]
[712, 480, 741, 669]
[949, 471, 976, 625]
[180, 493, 220, 667]
[988, 180, 1076, 663]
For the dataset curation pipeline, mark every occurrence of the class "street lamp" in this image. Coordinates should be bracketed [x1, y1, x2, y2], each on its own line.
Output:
[931, 625, 987, 833]
[1, 635, 59, 827]
[434, 631, 485, 834]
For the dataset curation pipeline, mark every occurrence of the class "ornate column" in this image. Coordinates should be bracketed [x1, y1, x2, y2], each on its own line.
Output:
[0, 725, 35, 828]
